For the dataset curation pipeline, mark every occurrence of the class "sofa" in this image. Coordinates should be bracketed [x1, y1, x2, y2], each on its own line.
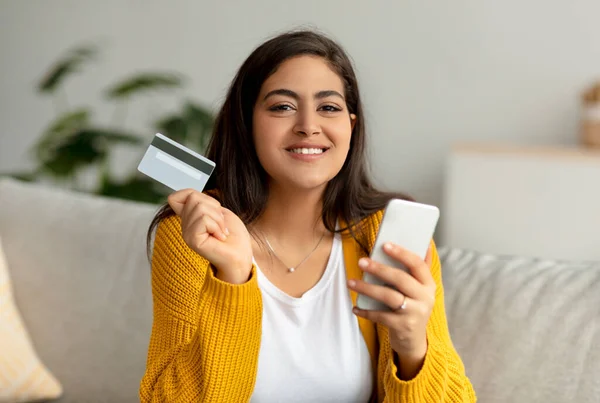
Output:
[0, 177, 598, 402]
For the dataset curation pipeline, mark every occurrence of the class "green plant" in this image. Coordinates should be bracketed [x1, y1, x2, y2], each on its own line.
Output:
[5, 42, 214, 204]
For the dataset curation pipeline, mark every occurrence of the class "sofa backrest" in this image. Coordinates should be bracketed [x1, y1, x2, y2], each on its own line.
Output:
[1, 178, 599, 402]
[0, 178, 158, 402]
[439, 247, 600, 403]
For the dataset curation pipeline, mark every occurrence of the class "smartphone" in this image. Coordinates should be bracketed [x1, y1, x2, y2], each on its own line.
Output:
[356, 198, 440, 311]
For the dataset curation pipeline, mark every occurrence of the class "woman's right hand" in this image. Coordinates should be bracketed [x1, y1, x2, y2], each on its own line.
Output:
[167, 189, 253, 284]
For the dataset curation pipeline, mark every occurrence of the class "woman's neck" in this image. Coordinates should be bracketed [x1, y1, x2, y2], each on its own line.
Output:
[254, 184, 329, 244]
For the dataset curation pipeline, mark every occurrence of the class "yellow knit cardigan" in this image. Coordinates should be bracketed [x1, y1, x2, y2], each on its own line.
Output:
[140, 210, 476, 402]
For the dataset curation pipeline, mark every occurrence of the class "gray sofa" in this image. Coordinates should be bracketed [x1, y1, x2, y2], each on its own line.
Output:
[0, 177, 598, 402]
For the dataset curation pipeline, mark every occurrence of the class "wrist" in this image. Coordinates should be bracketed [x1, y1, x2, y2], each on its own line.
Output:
[214, 262, 253, 285]
[393, 340, 428, 380]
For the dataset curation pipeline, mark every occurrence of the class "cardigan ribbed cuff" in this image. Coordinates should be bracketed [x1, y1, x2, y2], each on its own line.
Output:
[201, 264, 261, 306]
[385, 340, 450, 403]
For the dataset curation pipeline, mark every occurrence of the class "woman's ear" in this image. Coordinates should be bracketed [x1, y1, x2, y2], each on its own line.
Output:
[350, 113, 357, 131]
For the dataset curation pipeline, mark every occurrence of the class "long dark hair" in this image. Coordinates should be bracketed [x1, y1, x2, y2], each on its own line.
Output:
[146, 28, 411, 256]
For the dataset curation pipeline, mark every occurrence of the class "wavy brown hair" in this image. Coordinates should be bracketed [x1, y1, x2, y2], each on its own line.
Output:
[146, 28, 411, 256]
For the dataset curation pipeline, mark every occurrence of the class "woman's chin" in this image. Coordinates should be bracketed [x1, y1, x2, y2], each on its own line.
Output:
[271, 175, 333, 193]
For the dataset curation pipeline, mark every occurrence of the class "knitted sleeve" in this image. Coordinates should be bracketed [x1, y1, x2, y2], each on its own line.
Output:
[377, 241, 477, 402]
[139, 215, 263, 402]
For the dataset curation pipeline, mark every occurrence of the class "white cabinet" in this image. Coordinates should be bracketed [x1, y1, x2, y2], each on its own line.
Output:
[441, 144, 600, 261]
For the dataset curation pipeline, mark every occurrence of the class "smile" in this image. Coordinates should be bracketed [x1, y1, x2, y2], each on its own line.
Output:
[288, 148, 326, 155]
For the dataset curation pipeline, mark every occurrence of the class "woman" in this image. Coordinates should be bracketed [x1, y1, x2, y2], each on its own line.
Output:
[139, 29, 476, 403]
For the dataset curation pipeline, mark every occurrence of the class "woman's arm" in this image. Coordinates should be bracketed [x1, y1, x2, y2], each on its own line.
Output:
[377, 242, 477, 403]
[139, 216, 263, 402]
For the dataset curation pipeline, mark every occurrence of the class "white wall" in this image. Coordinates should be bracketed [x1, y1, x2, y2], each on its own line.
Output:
[2, 0, 600, 208]
[442, 145, 600, 259]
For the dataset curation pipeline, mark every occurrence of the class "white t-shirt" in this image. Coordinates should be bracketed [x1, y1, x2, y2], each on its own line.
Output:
[250, 232, 373, 403]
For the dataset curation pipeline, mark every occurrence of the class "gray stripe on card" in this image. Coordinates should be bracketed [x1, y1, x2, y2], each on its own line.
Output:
[151, 135, 215, 175]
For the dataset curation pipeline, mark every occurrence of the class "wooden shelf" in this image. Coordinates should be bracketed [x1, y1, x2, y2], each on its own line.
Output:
[451, 143, 600, 160]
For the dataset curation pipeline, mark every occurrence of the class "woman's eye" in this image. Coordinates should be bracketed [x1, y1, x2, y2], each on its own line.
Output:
[269, 104, 294, 112]
[319, 105, 342, 112]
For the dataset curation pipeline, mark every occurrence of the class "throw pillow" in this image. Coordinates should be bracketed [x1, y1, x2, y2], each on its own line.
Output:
[0, 237, 63, 402]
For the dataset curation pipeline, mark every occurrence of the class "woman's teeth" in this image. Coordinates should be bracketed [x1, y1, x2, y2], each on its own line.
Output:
[289, 148, 324, 155]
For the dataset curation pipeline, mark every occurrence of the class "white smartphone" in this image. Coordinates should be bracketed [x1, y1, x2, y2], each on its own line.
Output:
[356, 198, 440, 311]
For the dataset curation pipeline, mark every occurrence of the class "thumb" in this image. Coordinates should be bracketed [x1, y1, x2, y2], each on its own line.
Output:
[221, 207, 234, 217]
[425, 241, 433, 267]
[167, 189, 194, 216]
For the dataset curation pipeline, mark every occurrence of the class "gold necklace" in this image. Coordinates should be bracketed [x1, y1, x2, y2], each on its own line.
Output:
[264, 232, 326, 273]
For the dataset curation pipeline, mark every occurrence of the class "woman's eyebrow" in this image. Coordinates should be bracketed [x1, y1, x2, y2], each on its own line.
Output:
[314, 90, 344, 100]
[263, 89, 344, 101]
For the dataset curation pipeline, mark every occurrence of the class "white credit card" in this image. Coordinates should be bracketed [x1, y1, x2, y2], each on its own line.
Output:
[137, 133, 215, 193]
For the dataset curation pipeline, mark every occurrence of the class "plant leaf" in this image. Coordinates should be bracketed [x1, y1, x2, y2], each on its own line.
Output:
[33, 108, 91, 161]
[155, 115, 187, 144]
[183, 101, 214, 151]
[0, 171, 38, 182]
[80, 128, 143, 145]
[37, 128, 142, 178]
[46, 109, 91, 134]
[40, 132, 106, 177]
[184, 101, 214, 129]
[105, 73, 184, 99]
[97, 175, 168, 204]
[37, 44, 98, 93]
[153, 101, 214, 152]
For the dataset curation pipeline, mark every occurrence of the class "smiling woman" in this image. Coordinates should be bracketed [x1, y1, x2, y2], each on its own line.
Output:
[140, 28, 476, 403]
[253, 55, 355, 192]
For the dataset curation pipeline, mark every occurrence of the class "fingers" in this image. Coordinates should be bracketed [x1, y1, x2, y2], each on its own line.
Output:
[168, 189, 221, 215]
[168, 189, 228, 241]
[187, 213, 227, 242]
[357, 257, 424, 300]
[167, 189, 195, 215]
[352, 307, 398, 326]
[382, 242, 436, 288]
[348, 278, 407, 311]
[185, 203, 227, 242]
[425, 243, 433, 267]
[220, 207, 236, 221]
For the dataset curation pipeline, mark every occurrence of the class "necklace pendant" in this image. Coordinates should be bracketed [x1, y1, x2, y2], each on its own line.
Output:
[288, 267, 295, 273]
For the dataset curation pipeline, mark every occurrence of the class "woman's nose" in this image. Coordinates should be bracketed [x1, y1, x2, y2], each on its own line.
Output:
[293, 110, 321, 136]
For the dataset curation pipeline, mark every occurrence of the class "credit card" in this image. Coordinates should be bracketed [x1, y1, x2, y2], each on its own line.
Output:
[137, 133, 215, 193]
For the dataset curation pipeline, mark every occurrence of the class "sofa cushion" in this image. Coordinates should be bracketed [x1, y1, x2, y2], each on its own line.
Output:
[438, 247, 600, 403]
[0, 178, 159, 403]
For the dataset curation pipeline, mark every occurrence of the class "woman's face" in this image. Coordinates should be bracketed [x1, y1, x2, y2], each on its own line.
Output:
[253, 55, 356, 192]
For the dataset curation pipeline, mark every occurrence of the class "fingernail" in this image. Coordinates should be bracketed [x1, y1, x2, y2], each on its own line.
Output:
[225, 228, 230, 235]
[352, 307, 359, 314]
[348, 280, 356, 288]
[358, 258, 369, 269]
[384, 243, 394, 251]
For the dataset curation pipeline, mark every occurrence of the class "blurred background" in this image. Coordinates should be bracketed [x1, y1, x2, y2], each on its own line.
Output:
[1, 2, 600, 403]
[3, 0, 600, 257]
[0, 1, 598, 198]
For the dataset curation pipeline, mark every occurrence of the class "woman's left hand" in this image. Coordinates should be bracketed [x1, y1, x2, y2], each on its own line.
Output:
[348, 242, 436, 373]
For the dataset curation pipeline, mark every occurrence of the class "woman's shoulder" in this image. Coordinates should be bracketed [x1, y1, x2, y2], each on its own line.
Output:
[152, 213, 183, 246]
[366, 209, 384, 224]
[358, 209, 385, 236]
[339, 210, 385, 253]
